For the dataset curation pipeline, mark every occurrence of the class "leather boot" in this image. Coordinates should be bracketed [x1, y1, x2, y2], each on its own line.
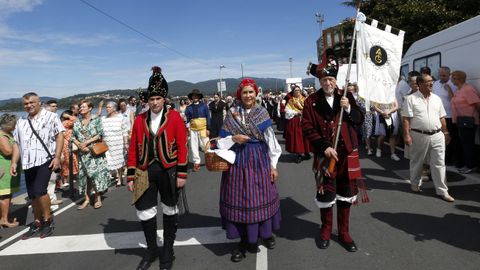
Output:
[319, 207, 333, 249]
[337, 201, 357, 252]
[137, 217, 158, 270]
[160, 214, 177, 270]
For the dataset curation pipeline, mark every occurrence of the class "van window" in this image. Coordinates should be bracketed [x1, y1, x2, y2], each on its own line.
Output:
[400, 64, 409, 80]
[413, 52, 441, 79]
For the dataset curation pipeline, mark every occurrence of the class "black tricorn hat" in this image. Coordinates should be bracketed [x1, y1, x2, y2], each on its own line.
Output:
[306, 62, 338, 80]
[188, 89, 204, 100]
[147, 66, 168, 99]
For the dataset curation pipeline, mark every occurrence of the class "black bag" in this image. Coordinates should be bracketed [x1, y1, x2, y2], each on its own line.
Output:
[457, 116, 475, 128]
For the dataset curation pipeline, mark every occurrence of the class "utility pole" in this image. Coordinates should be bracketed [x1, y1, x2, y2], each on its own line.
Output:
[289, 57, 293, 78]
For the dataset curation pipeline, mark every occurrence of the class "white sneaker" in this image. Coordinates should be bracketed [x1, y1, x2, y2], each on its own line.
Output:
[391, 154, 400, 161]
[367, 149, 373, 156]
[376, 149, 381, 158]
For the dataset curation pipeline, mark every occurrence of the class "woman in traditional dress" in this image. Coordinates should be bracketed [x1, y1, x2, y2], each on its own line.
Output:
[72, 100, 110, 210]
[102, 101, 128, 186]
[59, 110, 78, 188]
[285, 85, 311, 163]
[216, 78, 282, 263]
[0, 114, 21, 228]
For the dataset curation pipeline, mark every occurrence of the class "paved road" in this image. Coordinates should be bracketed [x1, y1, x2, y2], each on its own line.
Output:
[1, 134, 480, 270]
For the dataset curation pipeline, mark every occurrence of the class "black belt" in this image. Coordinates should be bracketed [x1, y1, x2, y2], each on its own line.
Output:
[411, 128, 441, 135]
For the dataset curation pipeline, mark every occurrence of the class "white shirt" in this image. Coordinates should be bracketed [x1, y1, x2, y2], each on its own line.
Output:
[432, 80, 457, 118]
[402, 91, 446, 131]
[14, 108, 65, 170]
[120, 110, 132, 130]
[150, 109, 164, 134]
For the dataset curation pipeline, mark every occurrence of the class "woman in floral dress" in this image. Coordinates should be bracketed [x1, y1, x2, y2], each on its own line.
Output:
[60, 110, 78, 187]
[72, 100, 110, 209]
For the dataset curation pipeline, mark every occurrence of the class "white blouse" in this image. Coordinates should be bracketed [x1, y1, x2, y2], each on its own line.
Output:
[216, 126, 282, 169]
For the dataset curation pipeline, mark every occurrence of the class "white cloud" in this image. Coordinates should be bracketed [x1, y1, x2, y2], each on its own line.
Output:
[0, 0, 43, 18]
[0, 48, 56, 65]
[1, 30, 118, 46]
[160, 54, 310, 83]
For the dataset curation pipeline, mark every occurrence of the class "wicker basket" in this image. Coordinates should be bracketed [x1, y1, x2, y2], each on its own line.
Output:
[205, 139, 230, 172]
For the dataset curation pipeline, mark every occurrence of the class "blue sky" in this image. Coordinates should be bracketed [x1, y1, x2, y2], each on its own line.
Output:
[0, 0, 355, 98]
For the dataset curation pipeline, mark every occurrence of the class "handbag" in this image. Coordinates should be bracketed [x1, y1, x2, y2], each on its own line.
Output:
[457, 116, 475, 128]
[91, 141, 109, 156]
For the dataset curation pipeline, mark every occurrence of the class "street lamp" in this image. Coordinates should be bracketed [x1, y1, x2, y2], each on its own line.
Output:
[315, 12, 324, 37]
[219, 65, 226, 98]
[315, 12, 325, 63]
[288, 58, 293, 78]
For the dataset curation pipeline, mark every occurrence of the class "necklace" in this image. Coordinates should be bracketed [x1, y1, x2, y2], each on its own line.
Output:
[241, 108, 250, 128]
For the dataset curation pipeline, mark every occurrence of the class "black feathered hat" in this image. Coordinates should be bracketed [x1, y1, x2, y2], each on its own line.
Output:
[147, 66, 168, 98]
[306, 48, 338, 79]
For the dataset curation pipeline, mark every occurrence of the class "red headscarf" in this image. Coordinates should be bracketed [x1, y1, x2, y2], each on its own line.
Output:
[236, 78, 259, 99]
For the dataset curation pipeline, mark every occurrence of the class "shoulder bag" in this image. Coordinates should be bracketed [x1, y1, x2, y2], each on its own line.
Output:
[79, 119, 108, 156]
[91, 141, 109, 156]
[27, 118, 61, 173]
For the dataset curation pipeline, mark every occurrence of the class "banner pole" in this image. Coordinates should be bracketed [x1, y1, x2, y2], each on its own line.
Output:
[332, 7, 360, 151]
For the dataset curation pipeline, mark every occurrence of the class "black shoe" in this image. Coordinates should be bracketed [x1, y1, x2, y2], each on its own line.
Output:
[318, 238, 330, 249]
[263, 236, 276, 249]
[246, 243, 259, 253]
[39, 219, 54, 239]
[230, 249, 246, 262]
[21, 220, 42, 240]
[160, 248, 175, 270]
[303, 153, 311, 160]
[137, 248, 158, 270]
[295, 155, 303, 163]
[339, 239, 357, 252]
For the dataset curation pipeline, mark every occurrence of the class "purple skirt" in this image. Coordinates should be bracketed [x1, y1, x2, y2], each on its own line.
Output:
[222, 210, 281, 244]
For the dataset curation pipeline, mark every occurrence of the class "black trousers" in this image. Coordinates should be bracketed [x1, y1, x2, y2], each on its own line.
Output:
[458, 126, 477, 169]
[135, 162, 178, 212]
[445, 118, 463, 167]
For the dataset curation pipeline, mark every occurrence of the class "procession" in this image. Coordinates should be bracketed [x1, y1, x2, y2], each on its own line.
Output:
[1, 1, 480, 270]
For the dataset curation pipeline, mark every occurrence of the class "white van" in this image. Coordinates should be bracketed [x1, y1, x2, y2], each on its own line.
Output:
[400, 15, 480, 90]
[285, 77, 303, 92]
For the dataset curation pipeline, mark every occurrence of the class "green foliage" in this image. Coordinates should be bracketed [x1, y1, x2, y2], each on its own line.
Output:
[342, 0, 480, 53]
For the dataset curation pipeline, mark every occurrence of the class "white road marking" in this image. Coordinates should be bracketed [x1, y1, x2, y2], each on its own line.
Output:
[0, 226, 236, 256]
[256, 245, 268, 270]
[0, 202, 76, 249]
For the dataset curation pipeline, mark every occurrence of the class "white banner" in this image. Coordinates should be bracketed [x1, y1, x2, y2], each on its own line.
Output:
[356, 16, 404, 105]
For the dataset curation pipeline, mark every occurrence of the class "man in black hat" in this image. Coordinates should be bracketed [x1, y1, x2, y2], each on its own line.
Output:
[185, 89, 210, 172]
[127, 66, 188, 270]
[302, 63, 366, 252]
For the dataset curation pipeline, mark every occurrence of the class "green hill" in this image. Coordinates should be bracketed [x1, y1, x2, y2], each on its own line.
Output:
[0, 77, 316, 111]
